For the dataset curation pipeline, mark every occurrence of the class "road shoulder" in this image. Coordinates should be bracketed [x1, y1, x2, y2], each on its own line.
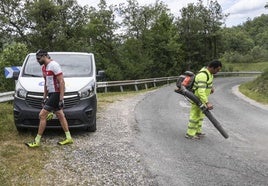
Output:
[39, 92, 156, 185]
[232, 85, 268, 111]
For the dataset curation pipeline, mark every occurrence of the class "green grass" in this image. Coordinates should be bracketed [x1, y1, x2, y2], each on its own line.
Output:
[0, 88, 156, 185]
[239, 70, 268, 104]
[223, 61, 268, 72]
[239, 84, 268, 104]
[97, 89, 155, 110]
[0, 102, 50, 185]
[222, 61, 268, 104]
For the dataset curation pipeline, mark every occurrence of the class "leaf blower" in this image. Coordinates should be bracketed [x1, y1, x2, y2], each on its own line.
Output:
[175, 86, 229, 139]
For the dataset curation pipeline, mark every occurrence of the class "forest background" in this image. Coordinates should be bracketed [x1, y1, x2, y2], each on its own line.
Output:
[0, 0, 267, 91]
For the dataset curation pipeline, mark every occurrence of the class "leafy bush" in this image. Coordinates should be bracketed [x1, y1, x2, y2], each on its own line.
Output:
[0, 43, 28, 92]
[251, 46, 268, 62]
[221, 47, 268, 64]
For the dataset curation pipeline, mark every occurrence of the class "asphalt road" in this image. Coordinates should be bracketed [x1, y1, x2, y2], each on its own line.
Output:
[134, 77, 268, 186]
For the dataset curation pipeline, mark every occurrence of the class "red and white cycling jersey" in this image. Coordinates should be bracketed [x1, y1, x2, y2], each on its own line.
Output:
[42, 60, 63, 93]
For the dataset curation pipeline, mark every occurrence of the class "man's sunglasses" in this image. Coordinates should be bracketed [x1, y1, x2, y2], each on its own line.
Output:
[36, 56, 43, 61]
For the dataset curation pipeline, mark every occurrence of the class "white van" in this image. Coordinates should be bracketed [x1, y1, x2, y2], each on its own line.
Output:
[13, 52, 101, 132]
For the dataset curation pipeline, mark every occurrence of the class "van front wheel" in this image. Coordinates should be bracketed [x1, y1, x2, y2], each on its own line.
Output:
[16, 126, 27, 133]
[86, 117, 96, 132]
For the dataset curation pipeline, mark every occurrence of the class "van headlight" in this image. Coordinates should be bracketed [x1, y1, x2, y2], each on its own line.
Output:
[17, 88, 27, 99]
[79, 85, 95, 99]
[15, 82, 27, 99]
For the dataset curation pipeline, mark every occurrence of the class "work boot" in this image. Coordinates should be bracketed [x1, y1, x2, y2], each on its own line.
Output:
[196, 132, 206, 137]
[25, 141, 40, 148]
[185, 134, 200, 140]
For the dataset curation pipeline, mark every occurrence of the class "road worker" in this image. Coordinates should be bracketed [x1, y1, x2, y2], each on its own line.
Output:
[185, 60, 222, 139]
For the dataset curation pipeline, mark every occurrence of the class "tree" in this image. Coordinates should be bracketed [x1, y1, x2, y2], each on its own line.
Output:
[0, 0, 89, 51]
[25, 0, 89, 51]
[220, 28, 254, 54]
[85, 0, 121, 80]
[117, 38, 153, 79]
[0, 0, 29, 44]
[144, 13, 184, 77]
[118, 0, 169, 39]
[117, 0, 183, 79]
[178, 1, 205, 69]
[220, 14, 268, 63]
[206, 0, 226, 58]
[177, 0, 226, 70]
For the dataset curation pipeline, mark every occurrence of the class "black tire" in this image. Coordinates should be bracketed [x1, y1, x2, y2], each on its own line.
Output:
[86, 116, 96, 132]
[16, 127, 27, 133]
[203, 110, 229, 139]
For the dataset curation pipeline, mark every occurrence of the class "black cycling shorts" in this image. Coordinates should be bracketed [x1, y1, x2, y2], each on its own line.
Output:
[44, 92, 60, 112]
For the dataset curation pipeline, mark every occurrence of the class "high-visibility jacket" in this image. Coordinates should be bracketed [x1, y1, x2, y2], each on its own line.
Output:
[193, 67, 213, 104]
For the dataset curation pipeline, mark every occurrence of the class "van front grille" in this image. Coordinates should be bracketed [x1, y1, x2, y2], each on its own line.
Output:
[26, 92, 79, 109]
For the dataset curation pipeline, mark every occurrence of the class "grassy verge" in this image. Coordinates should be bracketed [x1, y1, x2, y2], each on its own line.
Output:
[0, 88, 156, 185]
[239, 68, 268, 104]
[223, 61, 268, 72]
[0, 102, 50, 185]
[97, 89, 154, 111]
[222, 61, 268, 105]
[239, 84, 268, 104]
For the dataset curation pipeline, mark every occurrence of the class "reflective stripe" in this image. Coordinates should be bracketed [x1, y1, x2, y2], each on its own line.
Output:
[196, 85, 207, 88]
[189, 119, 198, 124]
[196, 83, 207, 86]
[195, 82, 207, 85]
[197, 80, 207, 83]
[195, 85, 212, 89]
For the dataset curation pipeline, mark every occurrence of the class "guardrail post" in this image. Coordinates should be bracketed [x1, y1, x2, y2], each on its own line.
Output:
[120, 86, 124, 92]
[145, 83, 148, 90]
[153, 79, 156, 87]
[135, 81, 138, 91]
[105, 87, 107, 93]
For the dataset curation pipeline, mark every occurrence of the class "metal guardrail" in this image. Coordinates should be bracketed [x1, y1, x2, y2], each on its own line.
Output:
[0, 71, 262, 103]
[97, 76, 178, 92]
[0, 91, 14, 102]
[216, 71, 262, 76]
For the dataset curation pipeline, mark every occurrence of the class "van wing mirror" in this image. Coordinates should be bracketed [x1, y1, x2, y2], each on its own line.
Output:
[12, 71, 20, 80]
[97, 70, 105, 81]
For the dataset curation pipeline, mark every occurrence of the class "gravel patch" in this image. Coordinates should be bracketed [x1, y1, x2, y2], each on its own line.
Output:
[38, 93, 157, 186]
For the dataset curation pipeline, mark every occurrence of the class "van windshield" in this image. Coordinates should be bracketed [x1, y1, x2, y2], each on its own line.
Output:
[23, 53, 93, 77]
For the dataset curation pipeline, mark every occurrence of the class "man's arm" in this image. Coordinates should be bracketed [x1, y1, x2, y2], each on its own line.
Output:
[43, 79, 48, 99]
[41, 79, 48, 107]
[56, 74, 65, 101]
